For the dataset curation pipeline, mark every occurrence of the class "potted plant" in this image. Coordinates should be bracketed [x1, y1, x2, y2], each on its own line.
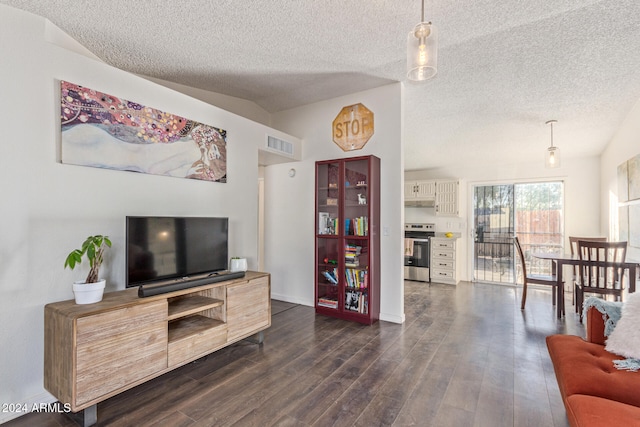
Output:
[64, 235, 112, 304]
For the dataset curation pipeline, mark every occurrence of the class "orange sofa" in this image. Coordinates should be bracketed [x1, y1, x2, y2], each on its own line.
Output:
[546, 307, 640, 426]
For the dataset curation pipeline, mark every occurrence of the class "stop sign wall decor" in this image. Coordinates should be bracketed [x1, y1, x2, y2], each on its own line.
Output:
[332, 103, 374, 151]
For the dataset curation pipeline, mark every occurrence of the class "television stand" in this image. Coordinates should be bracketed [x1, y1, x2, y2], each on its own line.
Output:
[44, 271, 270, 427]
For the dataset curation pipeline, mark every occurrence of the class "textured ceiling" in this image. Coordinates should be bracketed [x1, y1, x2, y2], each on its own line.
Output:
[3, 0, 640, 170]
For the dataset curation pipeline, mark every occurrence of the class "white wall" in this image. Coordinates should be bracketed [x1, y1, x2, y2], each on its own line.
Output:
[0, 5, 296, 422]
[600, 97, 640, 260]
[405, 155, 601, 282]
[144, 76, 273, 126]
[266, 84, 405, 323]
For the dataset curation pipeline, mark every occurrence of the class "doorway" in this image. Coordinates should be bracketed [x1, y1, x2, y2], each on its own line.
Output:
[473, 181, 564, 284]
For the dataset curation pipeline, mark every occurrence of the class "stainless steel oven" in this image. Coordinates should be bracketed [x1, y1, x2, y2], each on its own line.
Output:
[404, 223, 435, 282]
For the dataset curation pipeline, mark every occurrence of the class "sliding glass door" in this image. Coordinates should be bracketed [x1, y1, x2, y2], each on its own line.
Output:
[474, 185, 515, 283]
[473, 181, 564, 284]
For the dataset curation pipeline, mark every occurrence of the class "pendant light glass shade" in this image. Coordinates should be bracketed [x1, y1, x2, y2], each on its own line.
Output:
[407, 21, 437, 81]
[545, 120, 560, 169]
[545, 146, 560, 168]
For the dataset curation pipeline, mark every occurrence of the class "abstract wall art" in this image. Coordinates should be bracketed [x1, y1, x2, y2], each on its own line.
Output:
[617, 153, 640, 248]
[60, 81, 227, 182]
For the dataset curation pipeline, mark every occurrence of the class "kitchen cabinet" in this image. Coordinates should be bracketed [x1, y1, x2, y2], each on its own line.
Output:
[405, 178, 459, 216]
[435, 180, 459, 216]
[431, 238, 459, 284]
[405, 180, 436, 202]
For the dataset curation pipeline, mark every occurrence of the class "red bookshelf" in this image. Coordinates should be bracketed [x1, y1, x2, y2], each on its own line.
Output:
[315, 155, 380, 324]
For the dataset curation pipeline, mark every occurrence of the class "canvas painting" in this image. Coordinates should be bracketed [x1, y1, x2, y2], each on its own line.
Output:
[619, 205, 629, 242]
[618, 160, 629, 202]
[60, 81, 227, 182]
[630, 204, 640, 249]
[629, 154, 640, 201]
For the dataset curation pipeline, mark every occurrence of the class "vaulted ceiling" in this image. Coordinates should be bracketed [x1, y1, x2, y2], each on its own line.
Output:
[3, 0, 640, 170]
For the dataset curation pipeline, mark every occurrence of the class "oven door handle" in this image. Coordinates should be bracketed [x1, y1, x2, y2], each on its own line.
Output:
[410, 238, 430, 242]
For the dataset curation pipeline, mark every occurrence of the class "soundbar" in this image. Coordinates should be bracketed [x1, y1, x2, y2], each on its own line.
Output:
[138, 271, 246, 297]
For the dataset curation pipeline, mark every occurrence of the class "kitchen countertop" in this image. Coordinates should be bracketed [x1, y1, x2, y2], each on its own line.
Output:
[433, 232, 462, 239]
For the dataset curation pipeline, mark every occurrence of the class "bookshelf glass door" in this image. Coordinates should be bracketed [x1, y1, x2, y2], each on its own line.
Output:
[343, 159, 369, 237]
[344, 239, 369, 315]
[317, 237, 339, 310]
[342, 158, 370, 316]
[316, 161, 341, 311]
[317, 162, 340, 236]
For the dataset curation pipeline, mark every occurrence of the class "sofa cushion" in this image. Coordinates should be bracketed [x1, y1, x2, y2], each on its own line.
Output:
[566, 394, 640, 427]
[546, 334, 640, 408]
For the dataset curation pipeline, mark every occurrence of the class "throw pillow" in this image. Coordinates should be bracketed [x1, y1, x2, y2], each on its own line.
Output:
[606, 291, 640, 359]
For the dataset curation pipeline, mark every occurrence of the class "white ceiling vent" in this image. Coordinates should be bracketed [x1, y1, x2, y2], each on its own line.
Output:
[267, 135, 294, 157]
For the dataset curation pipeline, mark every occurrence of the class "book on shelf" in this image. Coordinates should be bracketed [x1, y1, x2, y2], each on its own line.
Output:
[344, 290, 368, 314]
[344, 243, 362, 267]
[354, 216, 368, 236]
[344, 267, 368, 289]
[345, 216, 368, 236]
[345, 243, 362, 254]
[318, 298, 338, 309]
[331, 217, 339, 234]
[319, 212, 338, 235]
[318, 212, 329, 234]
[322, 268, 338, 284]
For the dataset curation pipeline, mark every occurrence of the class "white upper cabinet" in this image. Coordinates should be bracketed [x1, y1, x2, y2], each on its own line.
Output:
[405, 180, 436, 205]
[435, 180, 459, 216]
[405, 178, 459, 216]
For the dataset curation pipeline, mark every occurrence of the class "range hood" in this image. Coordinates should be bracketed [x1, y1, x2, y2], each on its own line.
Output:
[404, 199, 435, 207]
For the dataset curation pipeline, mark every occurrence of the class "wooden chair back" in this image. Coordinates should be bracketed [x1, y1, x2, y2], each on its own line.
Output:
[514, 236, 527, 283]
[569, 236, 607, 281]
[577, 240, 627, 292]
[514, 236, 560, 311]
[569, 236, 607, 257]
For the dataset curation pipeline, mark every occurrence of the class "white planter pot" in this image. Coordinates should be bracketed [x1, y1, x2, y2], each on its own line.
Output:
[229, 258, 248, 272]
[73, 279, 106, 304]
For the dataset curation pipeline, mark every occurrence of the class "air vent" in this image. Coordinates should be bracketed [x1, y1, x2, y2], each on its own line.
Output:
[267, 135, 294, 157]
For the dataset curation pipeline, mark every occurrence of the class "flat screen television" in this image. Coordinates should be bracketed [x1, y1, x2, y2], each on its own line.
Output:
[126, 216, 229, 288]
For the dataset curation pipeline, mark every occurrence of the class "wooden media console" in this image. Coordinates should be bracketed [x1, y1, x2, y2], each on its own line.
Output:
[44, 271, 270, 426]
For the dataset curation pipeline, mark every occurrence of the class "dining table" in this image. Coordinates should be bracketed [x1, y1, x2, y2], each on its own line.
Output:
[531, 252, 638, 318]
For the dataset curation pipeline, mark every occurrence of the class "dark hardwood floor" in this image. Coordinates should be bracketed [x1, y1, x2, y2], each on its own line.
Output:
[7, 281, 583, 427]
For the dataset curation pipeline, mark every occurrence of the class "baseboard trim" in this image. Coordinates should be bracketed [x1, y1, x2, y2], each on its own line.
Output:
[379, 311, 405, 324]
[270, 293, 313, 307]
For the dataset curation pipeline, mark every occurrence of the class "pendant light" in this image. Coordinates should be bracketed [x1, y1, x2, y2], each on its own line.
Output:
[407, 0, 437, 81]
[545, 120, 561, 169]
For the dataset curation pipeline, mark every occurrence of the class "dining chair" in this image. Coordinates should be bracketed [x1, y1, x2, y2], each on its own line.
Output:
[575, 240, 628, 320]
[568, 236, 607, 310]
[514, 236, 563, 312]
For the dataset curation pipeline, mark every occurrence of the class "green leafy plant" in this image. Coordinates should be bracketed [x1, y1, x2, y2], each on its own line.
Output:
[64, 235, 112, 283]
